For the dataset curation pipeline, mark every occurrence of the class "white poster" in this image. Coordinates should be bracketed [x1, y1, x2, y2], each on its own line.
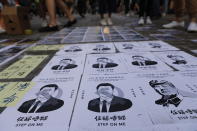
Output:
[33, 54, 86, 81]
[138, 40, 179, 52]
[114, 41, 147, 53]
[87, 42, 116, 54]
[0, 80, 79, 131]
[69, 74, 154, 131]
[121, 52, 173, 73]
[153, 51, 197, 71]
[127, 71, 197, 125]
[84, 53, 128, 75]
[56, 44, 89, 55]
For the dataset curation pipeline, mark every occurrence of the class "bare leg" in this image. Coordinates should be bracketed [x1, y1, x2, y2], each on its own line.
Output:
[56, 0, 75, 21]
[45, 0, 57, 26]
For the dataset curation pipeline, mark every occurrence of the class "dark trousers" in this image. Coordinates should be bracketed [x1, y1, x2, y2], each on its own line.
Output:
[77, 0, 87, 15]
[124, 0, 130, 14]
[139, 0, 152, 17]
[99, 0, 114, 16]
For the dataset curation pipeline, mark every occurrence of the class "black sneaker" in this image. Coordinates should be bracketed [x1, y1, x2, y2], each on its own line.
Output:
[64, 19, 77, 27]
[39, 25, 59, 32]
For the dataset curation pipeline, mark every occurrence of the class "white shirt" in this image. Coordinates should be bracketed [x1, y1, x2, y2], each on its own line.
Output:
[99, 97, 113, 112]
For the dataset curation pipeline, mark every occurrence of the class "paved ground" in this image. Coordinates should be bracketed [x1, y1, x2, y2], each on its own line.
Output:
[0, 13, 196, 114]
[1, 13, 196, 51]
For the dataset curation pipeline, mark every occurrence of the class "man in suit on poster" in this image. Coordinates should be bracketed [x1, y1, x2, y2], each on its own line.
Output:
[167, 55, 187, 65]
[18, 84, 64, 113]
[93, 45, 110, 52]
[132, 55, 158, 66]
[122, 43, 134, 50]
[88, 83, 132, 113]
[52, 58, 77, 70]
[148, 43, 162, 48]
[92, 57, 118, 68]
[65, 46, 82, 52]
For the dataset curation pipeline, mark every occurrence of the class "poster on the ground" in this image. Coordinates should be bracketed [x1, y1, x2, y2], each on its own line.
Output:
[56, 44, 89, 55]
[33, 54, 86, 81]
[153, 51, 197, 71]
[0, 80, 79, 131]
[84, 53, 128, 75]
[138, 40, 179, 52]
[28, 45, 64, 51]
[121, 52, 173, 73]
[0, 82, 34, 107]
[0, 55, 48, 79]
[87, 42, 116, 54]
[127, 71, 197, 126]
[69, 74, 154, 131]
[114, 41, 145, 53]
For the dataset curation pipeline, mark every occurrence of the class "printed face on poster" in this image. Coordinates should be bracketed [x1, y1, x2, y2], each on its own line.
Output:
[0, 80, 79, 131]
[84, 53, 128, 75]
[34, 54, 86, 81]
[87, 42, 116, 54]
[70, 74, 154, 131]
[153, 51, 197, 71]
[121, 52, 173, 73]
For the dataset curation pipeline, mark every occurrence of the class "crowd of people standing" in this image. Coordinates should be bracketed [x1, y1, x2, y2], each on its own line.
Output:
[0, 0, 196, 33]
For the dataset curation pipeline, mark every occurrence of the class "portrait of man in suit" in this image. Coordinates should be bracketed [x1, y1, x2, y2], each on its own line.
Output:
[132, 55, 158, 66]
[148, 43, 162, 48]
[51, 58, 77, 70]
[167, 55, 187, 65]
[93, 45, 110, 52]
[65, 46, 82, 52]
[92, 57, 118, 68]
[88, 83, 132, 113]
[18, 84, 64, 113]
[122, 43, 133, 50]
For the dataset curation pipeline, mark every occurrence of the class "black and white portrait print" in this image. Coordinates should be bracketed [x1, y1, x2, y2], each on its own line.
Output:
[51, 58, 78, 70]
[167, 55, 187, 65]
[92, 57, 118, 68]
[64, 46, 82, 52]
[88, 83, 132, 113]
[93, 45, 111, 52]
[132, 56, 158, 66]
[122, 43, 134, 50]
[148, 43, 162, 48]
[149, 80, 197, 107]
[18, 84, 64, 113]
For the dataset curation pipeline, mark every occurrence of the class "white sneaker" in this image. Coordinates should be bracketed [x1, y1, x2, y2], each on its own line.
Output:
[126, 13, 130, 17]
[100, 19, 107, 26]
[146, 17, 152, 24]
[41, 19, 48, 27]
[107, 18, 113, 26]
[0, 28, 5, 34]
[138, 17, 144, 25]
[163, 21, 185, 29]
[187, 22, 197, 32]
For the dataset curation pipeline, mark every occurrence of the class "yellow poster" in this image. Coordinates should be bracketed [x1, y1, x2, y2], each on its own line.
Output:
[0, 55, 48, 79]
[0, 82, 34, 107]
[28, 45, 64, 51]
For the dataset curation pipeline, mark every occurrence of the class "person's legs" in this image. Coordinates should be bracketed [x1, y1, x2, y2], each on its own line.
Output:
[146, 0, 152, 24]
[45, 0, 57, 26]
[56, 0, 75, 21]
[186, 0, 197, 32]
[106, 0, 113, 25]
[139, 0, 146, 17]
[138, 0, 146, 25]
[162, 0, 185, 28]
[39, 0, 59, 32]
[124, 0, 130, 15]
[99, 0, 107, 25]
